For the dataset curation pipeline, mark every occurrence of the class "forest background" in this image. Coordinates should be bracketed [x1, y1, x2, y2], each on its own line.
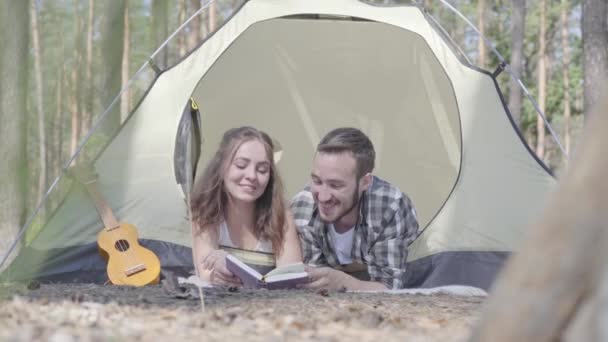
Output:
[0, 0, 606, 262]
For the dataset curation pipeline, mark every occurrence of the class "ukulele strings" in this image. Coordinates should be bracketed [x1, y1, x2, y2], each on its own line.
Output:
[112, 221, 140, 273]
[109, 221, 141, 278]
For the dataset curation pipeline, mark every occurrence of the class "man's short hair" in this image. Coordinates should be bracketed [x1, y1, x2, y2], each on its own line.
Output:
[317, 127, 375, 178]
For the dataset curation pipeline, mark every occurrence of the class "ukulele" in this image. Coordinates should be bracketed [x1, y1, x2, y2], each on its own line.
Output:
[70, 165, 161, 286]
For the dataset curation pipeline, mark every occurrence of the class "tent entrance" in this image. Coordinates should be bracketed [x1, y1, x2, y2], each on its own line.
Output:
[192, 17, 463, 229]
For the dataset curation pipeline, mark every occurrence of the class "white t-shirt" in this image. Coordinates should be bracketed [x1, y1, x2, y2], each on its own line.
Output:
[329, 224, 355, 265]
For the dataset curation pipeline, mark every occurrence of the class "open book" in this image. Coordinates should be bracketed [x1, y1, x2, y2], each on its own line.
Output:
[225, 254, 309, 290]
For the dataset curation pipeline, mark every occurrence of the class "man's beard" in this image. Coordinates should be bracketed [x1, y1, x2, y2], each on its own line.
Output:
[320, 182, 361, 225]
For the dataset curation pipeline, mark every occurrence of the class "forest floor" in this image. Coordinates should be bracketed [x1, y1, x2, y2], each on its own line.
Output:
[0, 280, 485, 341]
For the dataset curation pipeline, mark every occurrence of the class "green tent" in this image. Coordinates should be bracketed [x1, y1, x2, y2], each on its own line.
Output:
[1, 0, 555, 289]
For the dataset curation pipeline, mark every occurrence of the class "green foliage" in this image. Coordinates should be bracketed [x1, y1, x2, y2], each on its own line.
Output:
[422, 0, 584, 169]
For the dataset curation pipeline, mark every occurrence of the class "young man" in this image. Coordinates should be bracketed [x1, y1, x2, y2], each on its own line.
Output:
[291, 127, 419, 290]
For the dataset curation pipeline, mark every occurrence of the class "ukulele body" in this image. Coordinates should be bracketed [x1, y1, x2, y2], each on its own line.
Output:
[97, 223, 161, 286]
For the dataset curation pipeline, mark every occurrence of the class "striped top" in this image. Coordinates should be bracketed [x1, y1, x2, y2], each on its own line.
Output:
[218, 220, 273, 253]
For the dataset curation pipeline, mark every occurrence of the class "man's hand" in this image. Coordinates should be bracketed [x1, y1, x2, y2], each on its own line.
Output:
[299, 265, 350, 290]
[202, 250, 242, 286]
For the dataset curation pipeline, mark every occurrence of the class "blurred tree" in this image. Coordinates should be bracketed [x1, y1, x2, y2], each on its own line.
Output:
[508, 0, 526, 126]
[582, 0, 608, 119]
[209, 1, 217, 33]
[30, 0, 47, 212]
[121, 4, 131, 121]
[82, 0, 95, 136]
[536, 0, 547, 160]
[178, 0, 187, 56]
[0, 1, 29, 266]
[477, 0, 488, 67]
[470, 84, 608, 342]
[187, 0, 202, 51]
[53, 61, 65, 195]
[560, 0, 572, 158]
[152, 0, 169, 69]
[100, 0, 126, 134]
[69, 10, 83, 157]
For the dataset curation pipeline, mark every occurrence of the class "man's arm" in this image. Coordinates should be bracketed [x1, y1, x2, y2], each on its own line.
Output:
[301, 266, 387, 291]
[296, 223, 327, 266]
[290, 192, 327, 266]
[297, 195, 419, 291]
[366, 195, 419, 289]
[300, 198, 418, 291]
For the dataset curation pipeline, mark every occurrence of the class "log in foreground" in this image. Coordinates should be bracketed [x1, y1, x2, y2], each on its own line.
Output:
[470, 88, 608, 342]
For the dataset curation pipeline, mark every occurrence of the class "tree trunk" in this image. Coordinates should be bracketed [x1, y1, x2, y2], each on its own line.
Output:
[58, 70, 68, 176]
[100, 0, 126, 135]
[82, 0, 95, 137]
[582, 0, 608, 120]
[508, 0, 525, 127]
[469, 86, 608, 342]
[561, 0, 572, 161]
[69, 71, 80, 158]
[594, 260, 608, 341]
[477, 0, 488, 68]
[120, 4, 130, 122]
[0, 1, 29, 268]
[187, 0, 202, 51]
[535, 0, 547, 160]
[152, 0, 169, 69]
[178, 0, 187, 57]
[53, 66, 64, 187]
[69, 14, 83, 158]
[209, 1, 217, 33]
[52, 35, 67, 201]
[30, 0, 47, 213]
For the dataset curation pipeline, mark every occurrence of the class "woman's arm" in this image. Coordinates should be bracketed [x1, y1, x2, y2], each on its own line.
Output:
[191, 223, 215, 281]
[275, 210, 304, 266]
[191, 223, 241, 285]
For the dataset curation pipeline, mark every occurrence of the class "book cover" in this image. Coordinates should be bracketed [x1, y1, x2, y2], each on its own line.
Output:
[225, 255, 309, 290]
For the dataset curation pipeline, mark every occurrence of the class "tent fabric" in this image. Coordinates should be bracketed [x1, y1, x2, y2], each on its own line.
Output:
[5, 240, 193, 284]
[404, 251, 510, 290]
[2, 0, 555, 290]
[192, 17, 462, 228]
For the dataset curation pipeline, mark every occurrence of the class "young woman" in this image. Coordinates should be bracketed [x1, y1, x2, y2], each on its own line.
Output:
[190, 126, 302, 285]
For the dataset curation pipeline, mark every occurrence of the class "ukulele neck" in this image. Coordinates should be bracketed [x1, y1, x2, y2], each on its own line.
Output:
[82, 180, 120, 230]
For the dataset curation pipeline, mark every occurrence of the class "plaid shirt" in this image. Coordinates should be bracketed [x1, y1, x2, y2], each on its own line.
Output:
[290, 176, 419, 289]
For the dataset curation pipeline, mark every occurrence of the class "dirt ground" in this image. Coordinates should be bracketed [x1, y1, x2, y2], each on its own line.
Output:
[0, 281, 484, 341]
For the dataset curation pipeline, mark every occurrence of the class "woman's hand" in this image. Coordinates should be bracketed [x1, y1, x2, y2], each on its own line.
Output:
[202, 250, 242, 286]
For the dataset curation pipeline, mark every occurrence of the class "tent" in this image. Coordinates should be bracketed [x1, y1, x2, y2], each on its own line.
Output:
[1, 0, 555, 290]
